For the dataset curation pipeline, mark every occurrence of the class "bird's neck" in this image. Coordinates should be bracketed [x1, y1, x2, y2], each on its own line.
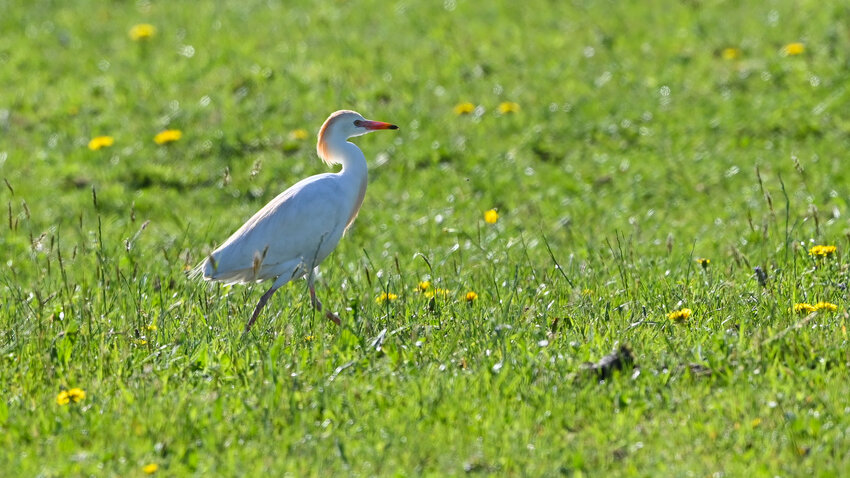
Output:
[325, 141, 368, 228]
[342, 142, 368, 176]
[322, 141, 367, 179]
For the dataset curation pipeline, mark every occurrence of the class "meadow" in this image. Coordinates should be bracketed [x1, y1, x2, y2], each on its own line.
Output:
[2, 0, 850, 475]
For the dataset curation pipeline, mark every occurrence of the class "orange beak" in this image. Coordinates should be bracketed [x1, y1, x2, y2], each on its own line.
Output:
[361, 120, 399, 131]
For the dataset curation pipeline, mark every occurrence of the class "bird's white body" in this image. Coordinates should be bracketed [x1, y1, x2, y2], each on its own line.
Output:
[202, 167, 364, 286]
[193, 110, 397, 331]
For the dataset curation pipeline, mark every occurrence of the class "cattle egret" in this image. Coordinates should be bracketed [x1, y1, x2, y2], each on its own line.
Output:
[192, 110, 398, 332]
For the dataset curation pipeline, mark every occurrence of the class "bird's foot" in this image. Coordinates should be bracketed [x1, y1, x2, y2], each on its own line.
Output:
[325, 311, 341, 326]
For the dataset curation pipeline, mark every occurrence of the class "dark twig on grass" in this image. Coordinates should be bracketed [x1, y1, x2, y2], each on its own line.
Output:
[580, 345, 636, 380]
[686, 363, 712, 377]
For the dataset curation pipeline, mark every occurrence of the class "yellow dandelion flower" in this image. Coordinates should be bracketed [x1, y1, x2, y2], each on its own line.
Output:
[290, 128, 309, 140]
[133, 339, 148, 345]
[814, 301, 838, 312]
[484, 209, 499, 224]
[751, 418, 762, 427]
[581, 288, 594, 296]
[129, 24, 156, 41]
[88, 136, 115, 151]
[56, 390, 70, 405]
[667, 308, 692, 322]
[304, 335, 314, 342]
[67, 388, 86, 402]
[453, 102, 475, 115]
[721, 47, 741, 60]
[425, 288, 451, 299]
[57, 388, 86, 405]
[376, 292, 398, 304]
[146, 323, 157, 331]
[142, 463, 159, 474]
[781, 42, 805, 56]
[808, 245, 836, 258]
[154, 129, 182, 145]
[793, 303, 816, 314]
[696, 258, 710, 269]
[465, 291, 478, 302]
[498, 102, 520, 114]
[417, 281, 431, 292]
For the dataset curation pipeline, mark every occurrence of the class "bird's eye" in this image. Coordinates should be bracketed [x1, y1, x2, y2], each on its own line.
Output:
[353, 120, 365, 127]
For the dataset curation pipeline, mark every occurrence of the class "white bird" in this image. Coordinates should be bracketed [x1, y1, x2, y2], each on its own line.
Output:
[192, 110, 398, 331]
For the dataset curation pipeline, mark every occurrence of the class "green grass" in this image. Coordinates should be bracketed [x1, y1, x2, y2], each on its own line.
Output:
[2, 0, 850, 475]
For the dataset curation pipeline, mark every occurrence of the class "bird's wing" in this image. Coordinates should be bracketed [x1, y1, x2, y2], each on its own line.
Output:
[203, 174, 350, 282]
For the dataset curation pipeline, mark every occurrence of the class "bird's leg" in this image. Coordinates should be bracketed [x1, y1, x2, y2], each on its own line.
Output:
[308, 272, 341, 326]
[309, 282, 323, 310]
[245, 284, 280, 332]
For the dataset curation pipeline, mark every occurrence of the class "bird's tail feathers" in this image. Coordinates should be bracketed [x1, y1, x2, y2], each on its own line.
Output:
[187, 260, 207, 280]
[187, 253, 217, 280]
[187, 253, 260, 285]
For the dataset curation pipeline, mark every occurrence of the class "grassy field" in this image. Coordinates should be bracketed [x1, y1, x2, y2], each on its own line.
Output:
[2, 0, 850, 475]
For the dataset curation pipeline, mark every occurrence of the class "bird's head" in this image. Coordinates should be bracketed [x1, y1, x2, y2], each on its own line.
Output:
[317, 110, 398, 165]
